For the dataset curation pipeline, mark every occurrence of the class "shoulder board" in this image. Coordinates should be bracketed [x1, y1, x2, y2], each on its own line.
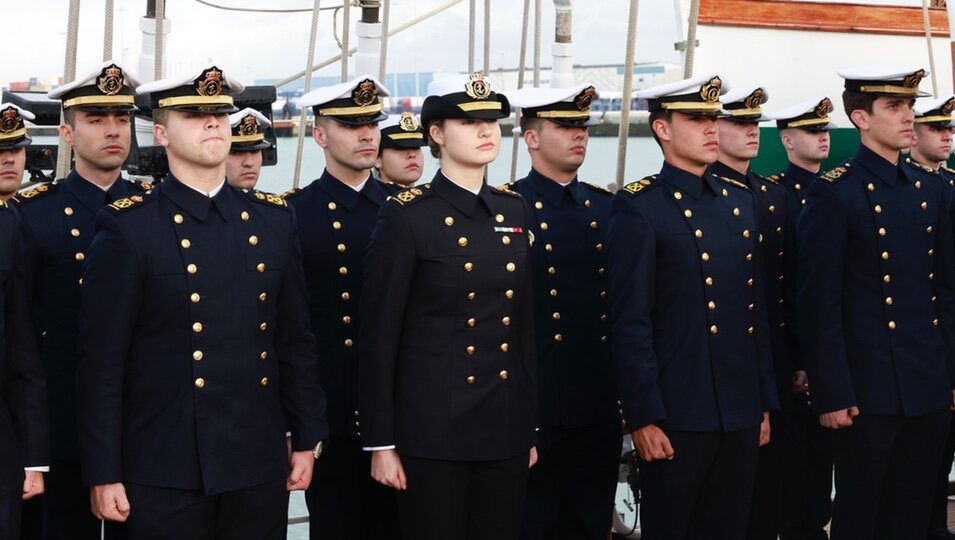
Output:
[17, 181, 59, 205]
[769, 172, 784, 183]
[248, 190, 289, 208]
[716, 175, 750, 191]
[621, 176, 659, 197]
[493, 184, 522, 198]
[132, 179, 154, 191]
[904, 157, 936, 174]
[106, 193, 153, 213]
[941, 165, 955, 175]
[582, 181, 612, 194]
[821, 164, 850, 183]
[764, 174, 780, 185]
[501, 181, 517, 192]
[280, 187, 305, 200]
[389, 186, 432, 206]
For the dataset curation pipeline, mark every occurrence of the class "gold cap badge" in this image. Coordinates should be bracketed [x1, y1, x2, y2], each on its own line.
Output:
[575, 86, 597, 111]
[195, 67, 224, 97]
[0, 107, 22, 134]
[700, 77, 722, 103]
[465, 73, 492, 100]
[97, 64, 125, 96]
[353, 80, 378, 107]
[398, 112, 418, 132]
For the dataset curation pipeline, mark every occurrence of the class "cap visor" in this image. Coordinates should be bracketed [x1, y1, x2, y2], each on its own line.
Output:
[328, 111, 389, 126]
[0, 135, 32, 150]
[231, 140, 271, 151]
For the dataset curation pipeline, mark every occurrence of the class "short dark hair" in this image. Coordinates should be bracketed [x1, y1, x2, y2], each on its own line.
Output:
[63, 108, 77, 127]
[519, 115, 545, 134]
[841, 90, 876, 130]
[427, 119, 444, 159]
[151, 108, 170, 126]
[648, 109, 673, 148]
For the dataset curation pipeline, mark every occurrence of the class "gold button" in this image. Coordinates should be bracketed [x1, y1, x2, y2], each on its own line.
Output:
[187, 264, 198, 274]
[584, 200, 591, 207]
[701, 252, 710, 262]
[684, 209, 693, 218]
[867, 183, 875, 191]
[467, 376, 476, 384]
[599, 291, 607, 299]
[78, 279, 82, 285]
[673, 191, 683, 200]
[500, 343, 509, 352]
[248, 235, 258, 246]
[761, 185, 767, 193]
[600, 314, 608, 321]
[795, 183, 801, 191]
[458, 237, 469, 247]
[883, 274, 891, 284]
[328, 202, 337, 211]
[550, 289, 558, 297]
[190, 293, 200, 304]
[499, 370, 509, 380]
[885, 297, 893, 305]
[70, 228, 80, 237]
[749, 304, 755, 311]
[337, 243, 346, 252]
[445, 216, 454, 226]
[257, 263, 266, 273]
[768, 205, 776, 213]
[722, 189, 729, 197]
[64, 207, 74, 216]
[930, 273, 935, 280]
[466, 318, 476, 328]
[467, 292, 476, 300]
[747, 278, 754, 286]
[934, 318, 940, 326]
[552, 312, 561, 320]
[778, 251, 784, 258]
[881, 251, 889, 261]
[259, 322, 268, 331]
[541, 222, 549, 231]
[708, 301, 716, 310]
[928, 249, 935, 256]
[464, 262, 474, 272]
[710, 325, 718, 334]
[240, 211, 250, 221]
[745, 253, 753, 262]
[502, 236, 511, 245]
[502, 316, 511, 326]
[874, 205, 882, 214]
[173, 213, 184, 224]
[548, 267, 556, 275]
[260, 377, 269, 387]
[259, 292, 267, 302]
[260, 351, 268, 360]
[331, 221, 343, 231]
[506, 262, 516, 272]
[342, 315, 352, 325]
[695, 229, 703, 238]
[535, 201, 543, 210]
[341, 292, 351, 301]
[505, 290, 514, 299]
[888, 321, 897, 330]
[344, 339, 353, 348]
[75, 252, 85, 262]
[916, 181, 922, 189]
[595, 243, 604, 251]
[598, 268, 606, 276]
[590, 221, 598, 229]
[554, 334, 563, 342]
[748, 327, 754, 334]
[181, 239, 192, 249]
[193, 350, 203, 361]
[927, 226, 934, 233]
[878, 228, 886, 237]
[733, 208, 741, 217]
[601, 335, 608, 342]
[339, 266, 348, 275]
[495, 214, 505, 223]
[921, 201, 928, 210]
[466, 346, 476, 355]
[705, 277, 714, 286]
[742, 230, 750, 239]
[194, 378, 205, 389]
[545, 244, 553, 252]
[193, 322, 203, 333]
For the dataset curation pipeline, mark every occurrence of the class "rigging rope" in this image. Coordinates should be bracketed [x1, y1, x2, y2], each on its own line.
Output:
[294, 0, 323, 188]
[191, 0, 339, 13]
[533, 0, 541, 87]
[684, 0, 700, 78]
[469, 0, 477, 72]
[103, 0, 114, 60]
[483, 0, 490, 76]
[922, 0, 940, 96]
[509, 0, 532, 182]
[615, 0, 639, 191]
[56, 0, 82, 179]
[341, 0, 351, 81]
[154, 0, 166, 81]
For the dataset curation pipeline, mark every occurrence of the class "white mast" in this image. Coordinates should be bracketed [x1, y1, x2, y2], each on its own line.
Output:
[354, 1, 383, 80]
[550, 0, 575, 88]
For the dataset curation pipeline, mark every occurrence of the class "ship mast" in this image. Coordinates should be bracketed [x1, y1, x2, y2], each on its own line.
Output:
[551, 0, 575, 88]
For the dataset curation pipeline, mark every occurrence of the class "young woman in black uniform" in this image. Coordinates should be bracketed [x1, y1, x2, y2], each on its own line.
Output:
[359, 73, 539, 540]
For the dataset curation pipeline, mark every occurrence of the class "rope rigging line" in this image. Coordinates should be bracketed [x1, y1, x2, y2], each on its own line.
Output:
[341, 0, 351, 81]
[56, 0, 82, 179]
[922, 0, 940, 96]
[684, 0, 700, 77]
[104, 0, 114, 60]
[293, 0, 323, 188]
[154, 0, 165, 81]
[191, 0, 340, 13]
[615, 0, 639, 191]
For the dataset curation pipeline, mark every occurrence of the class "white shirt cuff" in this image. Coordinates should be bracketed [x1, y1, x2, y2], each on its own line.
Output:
[25, 466, 49, 472]
[363, 445, 396, 451]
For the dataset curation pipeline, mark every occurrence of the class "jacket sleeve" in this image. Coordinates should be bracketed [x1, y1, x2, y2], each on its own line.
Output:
[796, 180, 856, 414]
[607, 195, 665, 430]
[937, 180, 955, 387]
[76, 210, 141, 485]
[276, 208, 328, 451]
[358, 201, 417, 449]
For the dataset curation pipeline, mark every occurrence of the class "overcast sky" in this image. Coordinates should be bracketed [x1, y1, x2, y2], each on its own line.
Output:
[5, 0, 680, 88]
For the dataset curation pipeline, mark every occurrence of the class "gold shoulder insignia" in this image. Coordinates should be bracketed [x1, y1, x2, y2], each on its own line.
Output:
[17, 182, 58, 203]
[392, 187, 429, 206]
[501, 182, 516, 191]
[493, 185, 522, 198]
[905, 157, 935, 174]
[821, 165, 849, 183]
[718, 176, 750, 191]
[582, 181, 613, 194]
[766, 174, 781, 184]
[133, 179, 154, 191]
[252, 190, 288, 208]
[0, 199, 8, 208]
[622, 176, 658, 196]
[942, 165, 955, 175]
[107, 194, 147, 212]
[281, 187, 305, 200]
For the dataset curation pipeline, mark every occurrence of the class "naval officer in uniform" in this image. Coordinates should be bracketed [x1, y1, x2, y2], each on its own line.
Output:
[608, 75, 778, 540]
[283, 75, 401, 540]
[0, 103, 48, 539]
[19, 61, 147, 540]
[709, 86, 796, 540]
[375, 112, 427, 189]
[225, 107, 272, 190]
[360, 73, 539, 540]
[506, 83, 620, 540]
[0, 104, 33, 202]
[76, 64, 327, 539]
[766, 97, 837, 540]
[797, 67, 955, 539]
